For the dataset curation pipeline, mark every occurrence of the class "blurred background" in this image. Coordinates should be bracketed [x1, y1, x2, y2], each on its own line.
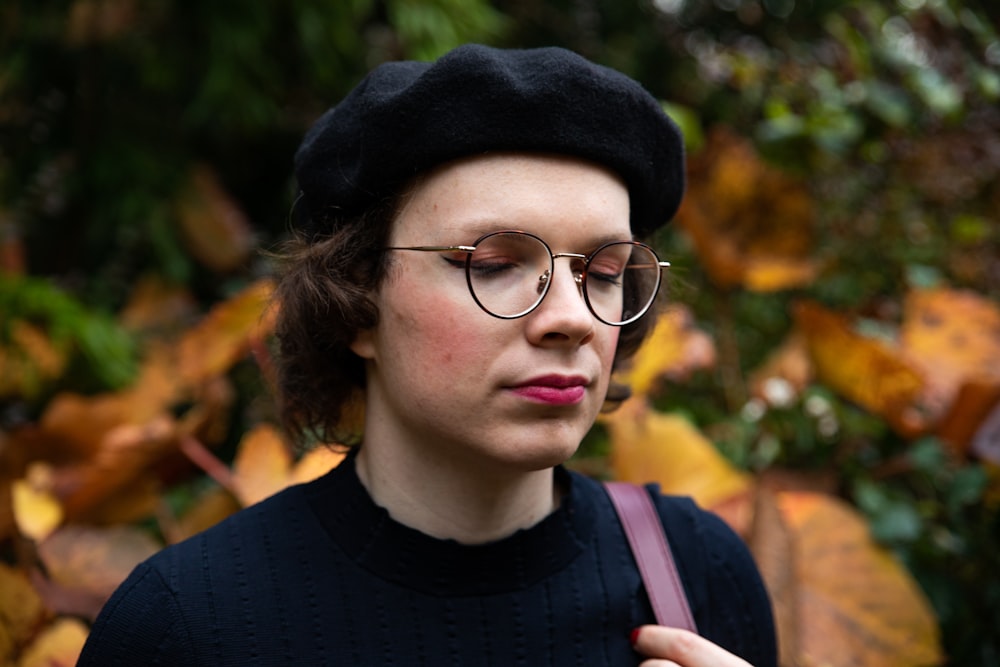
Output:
[1, 1, 999, 665]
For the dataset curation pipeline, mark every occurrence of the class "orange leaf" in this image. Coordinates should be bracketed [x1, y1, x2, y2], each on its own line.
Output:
[231, 423, 293, 507]
[603, 400, 750, 508]
[675, 127, 818, 292]
[617, 306, 716, 399]
[176, 278, 276, 387]
[290, 446, 347, 486]
[746, 488, 799, 666]
[776, 492, 943, 667]
[118, 274, 197, 335]
[168, 486, 241, 544]
[16, 617, 89, 667]
[899, 288, 1000, 449]
[0, 321, 68, 399]
[231, 425, 345, 507]
[793, 300, 928, 435]
[173, 164, 256, 273]
[0, 563, 49, 662]
[57, 414, 179, 522]
[66, 0, 138, 45]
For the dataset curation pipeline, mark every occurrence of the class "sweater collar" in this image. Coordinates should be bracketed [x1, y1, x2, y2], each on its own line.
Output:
[304, 449, 596, 596]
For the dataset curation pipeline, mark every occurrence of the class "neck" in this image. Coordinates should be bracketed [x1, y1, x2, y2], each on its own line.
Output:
[354, 441, 559, 545]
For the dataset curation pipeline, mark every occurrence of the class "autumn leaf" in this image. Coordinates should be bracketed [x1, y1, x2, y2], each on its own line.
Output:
[793, 300, 929, 435]
[746, 487, 799, 666]
[173, 163, 256, 273]
[16, 616, 88, 667]
[12, 464, 63, 542]
[674, 127, 819, 292]
[118, 274, 198, 335]
[231, 423, 295, 507]
[167, 486, 242, 544]
[0, 320, 68, 399]
[176, 278, 276, 387]
[36, 524, 160, 617]
[774, 492, 943, 667]
[66, 0, 138, 45]
[616, 305, 716, 399]
[0, 563, 49, 665]
[603, 399, 750, 508]
[55, 414, 180, 523]
[231, 423, 344, 507]
[899, 288, 1000, 452]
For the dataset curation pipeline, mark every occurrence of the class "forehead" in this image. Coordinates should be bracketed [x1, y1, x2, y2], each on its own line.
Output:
[392, 153, 632, 244]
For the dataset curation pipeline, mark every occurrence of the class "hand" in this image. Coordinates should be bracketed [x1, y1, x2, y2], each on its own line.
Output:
[631, 625, 754, 667]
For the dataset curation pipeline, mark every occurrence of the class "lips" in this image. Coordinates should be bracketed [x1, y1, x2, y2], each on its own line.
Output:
[508, 374, 589, 406]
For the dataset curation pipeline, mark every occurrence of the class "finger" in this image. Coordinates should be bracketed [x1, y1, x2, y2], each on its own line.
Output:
[639, 660, 682, 667]
[632, 626, 753, 667]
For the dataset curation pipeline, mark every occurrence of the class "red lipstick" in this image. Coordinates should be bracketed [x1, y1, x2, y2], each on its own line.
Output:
[509, 374, 588, 405]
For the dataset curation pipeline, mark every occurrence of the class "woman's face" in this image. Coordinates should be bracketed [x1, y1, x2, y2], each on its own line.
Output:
[351, 153, 631, 475]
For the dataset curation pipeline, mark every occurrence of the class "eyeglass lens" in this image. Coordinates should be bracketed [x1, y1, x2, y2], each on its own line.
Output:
[463, 232, 662, 325]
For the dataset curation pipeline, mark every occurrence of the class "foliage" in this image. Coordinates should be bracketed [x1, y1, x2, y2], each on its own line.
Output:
[2, 0, 999, 665]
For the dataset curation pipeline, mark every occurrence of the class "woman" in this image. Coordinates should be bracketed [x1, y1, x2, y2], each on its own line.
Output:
[79, 44, 777, 666]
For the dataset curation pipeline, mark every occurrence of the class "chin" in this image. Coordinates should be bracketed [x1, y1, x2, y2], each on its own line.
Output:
[498, 432, 583, 472]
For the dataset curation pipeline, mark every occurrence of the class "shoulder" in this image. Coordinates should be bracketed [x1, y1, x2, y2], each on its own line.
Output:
[78, 561, 191, 665]
[80, 482, 322, 664]
[576, 472, 777, 667]
[648, 487, 778, 667]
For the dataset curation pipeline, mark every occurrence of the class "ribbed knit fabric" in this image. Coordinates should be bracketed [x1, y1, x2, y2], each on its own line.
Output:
[78, 452, 777, 666]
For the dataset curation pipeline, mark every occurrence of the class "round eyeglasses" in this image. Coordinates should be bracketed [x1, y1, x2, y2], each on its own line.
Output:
[387, 230, 670, 326]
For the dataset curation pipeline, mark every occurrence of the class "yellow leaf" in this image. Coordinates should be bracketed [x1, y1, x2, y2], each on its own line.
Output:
[743, 258, 820, 293]
[17, 617, 89, 667]
[617, 306, 716, 399]
[12, 464, 63, 542]
[777, 492, 943, 667]
[604, 400, 750, 508]
[793, 300, 928, 435]
[290, 446, 346, 486]
[231, 423, 293, 507]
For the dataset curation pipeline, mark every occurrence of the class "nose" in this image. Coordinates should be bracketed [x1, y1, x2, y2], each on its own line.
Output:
[524, 260, 596, 346]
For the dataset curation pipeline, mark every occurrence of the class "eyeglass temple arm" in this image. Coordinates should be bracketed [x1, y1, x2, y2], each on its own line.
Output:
[387, 245, 477, 253]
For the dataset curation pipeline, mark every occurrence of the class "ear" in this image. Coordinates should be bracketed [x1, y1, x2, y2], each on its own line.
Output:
[349, 327, 376, 360]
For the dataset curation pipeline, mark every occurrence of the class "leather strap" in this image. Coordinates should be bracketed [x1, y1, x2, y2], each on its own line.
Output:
[604, 481, 698, 632]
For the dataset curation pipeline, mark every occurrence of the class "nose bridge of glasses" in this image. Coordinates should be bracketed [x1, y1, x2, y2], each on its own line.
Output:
[541, 252, 588, 291]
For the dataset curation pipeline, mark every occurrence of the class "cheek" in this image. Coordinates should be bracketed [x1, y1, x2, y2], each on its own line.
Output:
[598, 329, 622, 377]
[386, 288, 491, 368]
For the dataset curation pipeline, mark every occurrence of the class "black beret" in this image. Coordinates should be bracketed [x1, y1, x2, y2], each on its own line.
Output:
[294, 43, 684, 239]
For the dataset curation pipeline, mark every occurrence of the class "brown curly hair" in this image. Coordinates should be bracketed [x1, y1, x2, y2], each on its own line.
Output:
[272, 190, 661, 447]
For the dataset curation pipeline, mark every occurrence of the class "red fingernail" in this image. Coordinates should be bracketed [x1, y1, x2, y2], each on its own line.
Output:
[630, 627, 641, 646]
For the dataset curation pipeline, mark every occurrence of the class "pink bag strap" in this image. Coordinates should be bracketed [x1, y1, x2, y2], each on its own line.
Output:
[604, 481, 698, 633]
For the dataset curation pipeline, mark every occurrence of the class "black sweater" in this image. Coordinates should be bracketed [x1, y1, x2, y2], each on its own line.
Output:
[78, 455, 777, 666]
